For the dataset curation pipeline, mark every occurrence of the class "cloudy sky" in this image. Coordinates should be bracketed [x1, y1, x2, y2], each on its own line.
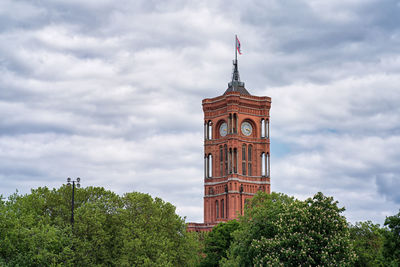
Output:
[1, 0, 399, 225]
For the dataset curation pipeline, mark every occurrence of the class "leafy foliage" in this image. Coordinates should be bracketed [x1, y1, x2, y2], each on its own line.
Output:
[2, 186, 399, 267]
[349, 221, 386, 266]
[0, 186, 200, 266]
[200, 220, 239, 267]
[382, 210, 400, 266]
[222, 192, 356, 266]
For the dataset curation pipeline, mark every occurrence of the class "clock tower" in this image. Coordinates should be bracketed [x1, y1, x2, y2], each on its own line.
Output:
[188, 54, 271, 231]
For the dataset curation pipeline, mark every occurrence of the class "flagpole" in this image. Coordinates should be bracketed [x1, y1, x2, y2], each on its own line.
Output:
[235, 34, 237, 63]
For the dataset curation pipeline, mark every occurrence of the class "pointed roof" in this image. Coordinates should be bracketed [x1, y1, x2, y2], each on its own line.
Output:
[224, 59, 250, 95]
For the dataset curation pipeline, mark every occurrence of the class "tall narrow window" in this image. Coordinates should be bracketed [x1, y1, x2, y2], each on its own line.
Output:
[248, 145, 252, 161]
[204, 154, 207, 178]
[248, 163, 252, 176]
[208, 121, 213, 140]
[220, 146, 223, 176]
[229, 148, 233, 174]
[233, 148, 238, 173]
[266, 119, 269, 139]
[228, 114, 232, 134]
[261, 152, 266, 176]
[224, 145, 228, 176]
[261, 119, 265, 138]
[204, 122, 207, 140]
[216, 200, 219, 218]
[233, 114, 237, 134]
[266, 153, 270, 177]
[242, 144, 246, 175]
[208, 154, 213, 178]
[221, 199, 225, 218]
[248, 145, 253, 176]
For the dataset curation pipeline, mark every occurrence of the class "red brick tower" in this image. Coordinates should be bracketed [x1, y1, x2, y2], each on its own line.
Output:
[188, 52, 271, 231]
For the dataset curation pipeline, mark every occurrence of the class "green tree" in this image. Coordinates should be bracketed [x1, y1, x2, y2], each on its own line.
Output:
[222, 192, 356, 266]
[349, 221, 386, 266]
[0, 186, 200, 266]
[0, 188, 73, 266]
[200, 220, 239, 267]
[382, 210, 400, 266]
[114, 192, 200, 266]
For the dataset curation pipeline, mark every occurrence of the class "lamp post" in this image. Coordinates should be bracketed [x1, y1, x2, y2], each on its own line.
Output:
[67, 177, 81, 229]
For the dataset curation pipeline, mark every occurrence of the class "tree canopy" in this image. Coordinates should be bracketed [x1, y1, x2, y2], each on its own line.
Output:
[1, 186, 399, 266]
[221, 192, 356, 266]
[0, 186, 199, 266]
[349, 221, 386, 266]
[382, 210, 400, 266]
[200, 220, 239, 267]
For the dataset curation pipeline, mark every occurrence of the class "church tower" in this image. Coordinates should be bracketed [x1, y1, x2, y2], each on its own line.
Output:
[188, 37, 271, 231]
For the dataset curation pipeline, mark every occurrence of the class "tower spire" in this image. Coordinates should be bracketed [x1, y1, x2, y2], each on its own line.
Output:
[225, 34, 250, 95]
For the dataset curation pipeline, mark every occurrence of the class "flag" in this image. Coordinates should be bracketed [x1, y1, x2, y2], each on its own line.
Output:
[236, 36, 242, 55]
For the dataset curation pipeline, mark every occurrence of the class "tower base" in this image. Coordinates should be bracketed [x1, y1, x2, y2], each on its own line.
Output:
[187, 222, 217, 232]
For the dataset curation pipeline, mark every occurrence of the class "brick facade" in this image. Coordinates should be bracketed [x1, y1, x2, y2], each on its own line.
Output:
[188, 89, 271, 232]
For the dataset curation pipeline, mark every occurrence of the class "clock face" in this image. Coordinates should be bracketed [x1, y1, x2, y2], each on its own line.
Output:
[241, 122, 253, 136]
[219, 122, 228, 137]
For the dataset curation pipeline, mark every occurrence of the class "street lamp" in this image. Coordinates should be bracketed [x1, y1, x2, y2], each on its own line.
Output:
[67, 177, 81, 229]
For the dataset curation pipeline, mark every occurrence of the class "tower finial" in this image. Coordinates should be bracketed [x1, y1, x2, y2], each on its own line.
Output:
[227, 34, 248, 95]
[232, 34, 241, 83]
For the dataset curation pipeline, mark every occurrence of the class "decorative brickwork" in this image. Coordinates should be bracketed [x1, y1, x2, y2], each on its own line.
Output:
[188, 89, 271, 232]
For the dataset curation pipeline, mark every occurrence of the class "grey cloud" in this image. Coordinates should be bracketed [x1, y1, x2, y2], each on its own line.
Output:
[376, 173, 400, 204]
[232, 0, 400, 87]
[1, 0, 399, 224]
[272, 132, 400, 224]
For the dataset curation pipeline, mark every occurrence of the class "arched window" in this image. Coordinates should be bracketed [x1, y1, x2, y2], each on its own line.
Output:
[221, 199, 225, 218]
[204, 122, 207, 140]
[261, 119, 265, 138]
[216, 200, 219, 218]
[208, 121, 213, 140]
[261, 152, 266, 176]
[208, 154, 213, 178]
[266, 119, 269, 139]
[248, 145, 252, 161]
[266, 153, 270, 177]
